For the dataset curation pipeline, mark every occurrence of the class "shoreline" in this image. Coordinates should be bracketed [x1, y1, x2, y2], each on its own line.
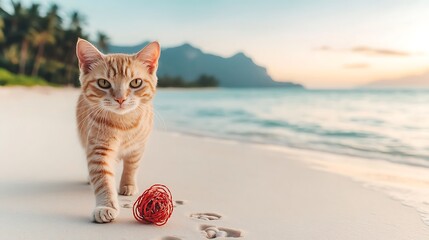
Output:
[154, 126, 429, 169]
[158, 128, 429, 226]
[1, 86, 429, 239]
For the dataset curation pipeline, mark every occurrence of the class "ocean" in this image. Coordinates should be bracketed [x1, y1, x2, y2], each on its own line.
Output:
[154, 88, 429, 168]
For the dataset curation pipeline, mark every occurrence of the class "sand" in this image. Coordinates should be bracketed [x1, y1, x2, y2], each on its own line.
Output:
[0, 87, 428, 239]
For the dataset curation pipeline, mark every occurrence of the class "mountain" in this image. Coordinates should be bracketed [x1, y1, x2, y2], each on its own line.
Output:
[361, 70, 429, 89]
[108, 42, 303, 88]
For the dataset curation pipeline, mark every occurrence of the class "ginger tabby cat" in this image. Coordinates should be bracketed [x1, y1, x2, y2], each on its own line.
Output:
[75, 38, 160, 223]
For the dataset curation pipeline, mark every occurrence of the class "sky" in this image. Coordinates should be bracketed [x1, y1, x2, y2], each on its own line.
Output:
[7, 0, 429, 88]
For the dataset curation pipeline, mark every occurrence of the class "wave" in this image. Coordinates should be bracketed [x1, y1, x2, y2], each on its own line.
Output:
[155, 88, 429, 169]
[238, 117, 380, 139]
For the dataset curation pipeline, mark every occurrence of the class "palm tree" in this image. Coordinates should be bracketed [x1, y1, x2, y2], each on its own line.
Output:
[9, 2, 40, 74]
[97, 31, 109, 52]
[9, 1, 23, 33]
[3, 44, 19, 64]
[65, 11, 86, 83]
[31, 4, 60, 76]
[70, 11, 85, 31]
[0, 1, 4, 42]
[0, 17, 4, 43]
[9, 1, 26, 73]
[30, 30, 55, 76]
[0, 1, 109, 86]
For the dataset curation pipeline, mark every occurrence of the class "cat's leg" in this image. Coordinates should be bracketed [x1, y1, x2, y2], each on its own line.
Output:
[87, 145, 120, 223]
[119, 150, 142, 196]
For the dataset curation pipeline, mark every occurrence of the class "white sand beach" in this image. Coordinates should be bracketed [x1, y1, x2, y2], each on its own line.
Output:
[1, 87, 429, 240]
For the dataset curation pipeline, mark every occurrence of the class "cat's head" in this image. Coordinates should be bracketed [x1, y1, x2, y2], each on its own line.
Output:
[76, 38, 160, 115]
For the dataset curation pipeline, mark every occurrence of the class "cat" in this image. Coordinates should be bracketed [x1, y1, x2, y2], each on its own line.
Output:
[75, 38, 160, 223]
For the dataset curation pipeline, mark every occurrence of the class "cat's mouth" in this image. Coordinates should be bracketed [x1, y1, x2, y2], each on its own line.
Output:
[114, 105, 129, 111]
[107, 104, 136, 115]
[101, 101, 137, 115]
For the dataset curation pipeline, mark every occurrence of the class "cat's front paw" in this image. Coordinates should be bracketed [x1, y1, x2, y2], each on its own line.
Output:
[92, 206, 119, 223]
[119, 185, 139, 196]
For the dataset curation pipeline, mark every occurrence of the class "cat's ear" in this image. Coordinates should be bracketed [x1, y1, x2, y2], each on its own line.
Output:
[135, 41, 161, 75]
[76, 38, 104, 74]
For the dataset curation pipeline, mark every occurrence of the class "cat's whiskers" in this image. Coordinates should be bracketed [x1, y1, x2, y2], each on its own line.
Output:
[77, 105, 101, 134]
[138, 105, 167, 131]
[84, 107, 103, 139]
[76, 95, 90, 105]
[77, 103, 99, 119]
[85, 107, 104, 146]
[153, 108, 167, 131]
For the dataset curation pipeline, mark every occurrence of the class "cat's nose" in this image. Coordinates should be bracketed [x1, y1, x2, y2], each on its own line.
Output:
[114, 97, 126, 104]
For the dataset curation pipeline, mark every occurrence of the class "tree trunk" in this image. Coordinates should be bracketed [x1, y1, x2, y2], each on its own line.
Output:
[66, 50, 77, 85]
[32, 42, 45, 77]
[19, 39, 29, 74]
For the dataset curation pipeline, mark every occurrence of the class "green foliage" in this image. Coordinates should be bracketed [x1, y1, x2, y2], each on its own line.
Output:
[0, 17, 4, 43]
[0, 1, 90, 86]
[0, 1, 217, 88]
[0, 68, 51, 86]
[157, 75, 186, 87]
[158, 74, 219, 88]
[192, 74, 218, 87]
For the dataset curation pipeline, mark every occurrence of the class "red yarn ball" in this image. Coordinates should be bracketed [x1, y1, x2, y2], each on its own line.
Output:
[133, 184, 173, 226]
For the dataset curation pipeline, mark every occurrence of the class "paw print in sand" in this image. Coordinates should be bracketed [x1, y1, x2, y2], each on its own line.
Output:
[190, 213, 222, 221]
[200, 224, 242, 239]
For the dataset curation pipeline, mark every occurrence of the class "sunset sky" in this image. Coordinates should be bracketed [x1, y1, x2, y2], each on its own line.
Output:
[9, 0, 429, 88]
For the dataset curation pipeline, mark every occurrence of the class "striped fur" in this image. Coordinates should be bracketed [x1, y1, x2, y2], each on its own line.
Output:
[75, 39, 160, 223]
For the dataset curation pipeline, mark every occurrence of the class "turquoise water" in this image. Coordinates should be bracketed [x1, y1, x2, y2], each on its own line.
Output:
[154, 88, 429, 167]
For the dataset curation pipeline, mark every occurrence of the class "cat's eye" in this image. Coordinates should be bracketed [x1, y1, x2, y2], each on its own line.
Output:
[130, 78, 143, 88]
[97, 79, 111, 89]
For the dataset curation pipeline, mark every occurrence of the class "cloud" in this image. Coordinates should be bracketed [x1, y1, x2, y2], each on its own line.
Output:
[351, 46, 410, 57]
[315, 45, 412, 57]
[343, 63, 370, 69]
